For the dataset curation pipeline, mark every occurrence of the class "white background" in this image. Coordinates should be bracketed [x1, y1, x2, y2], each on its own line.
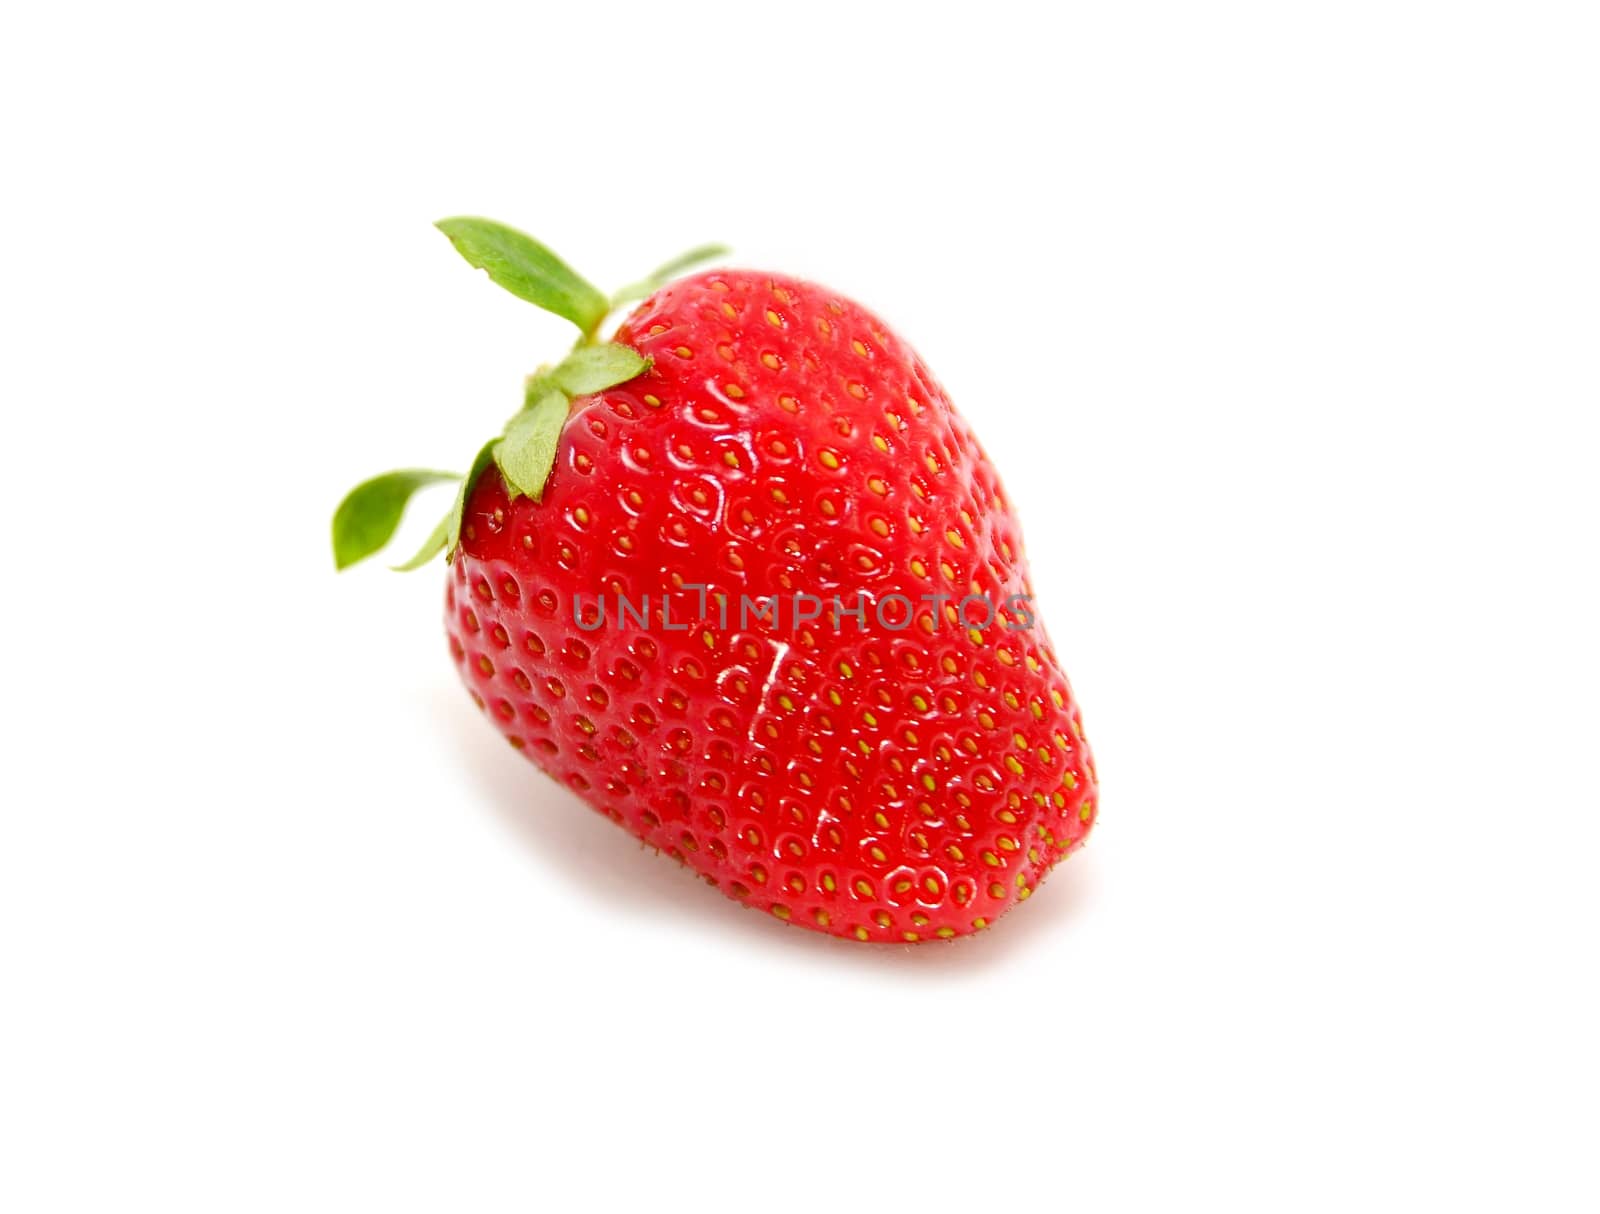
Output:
[2, 2, 1596, 1210]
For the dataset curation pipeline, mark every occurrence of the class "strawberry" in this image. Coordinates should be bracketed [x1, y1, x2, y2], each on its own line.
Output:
[334, 218, 1097, 942]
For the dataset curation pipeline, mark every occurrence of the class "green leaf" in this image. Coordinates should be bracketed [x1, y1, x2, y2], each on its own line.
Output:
[446, 439, 501, 559]
[549, 342, 650, 396]
[494, 389, 568, 501]
[391, 512, 452, 571]
[332, 469, 459, 571]
[523, 370, 557, 410]
[436, 217, 609, 334]
[610, 243, 730, 307]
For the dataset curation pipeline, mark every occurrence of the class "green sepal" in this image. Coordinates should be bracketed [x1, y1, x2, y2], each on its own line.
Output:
[391, 513, 453, 571]
[610, 243, 730, 307]
[332, 469, 459, 570]
[523, 370, 556, 409]
[494, 389, 568, 501]
[550, 343, 650, 396]
[446, 440, 500, 559]
[436, 217, 610, 335]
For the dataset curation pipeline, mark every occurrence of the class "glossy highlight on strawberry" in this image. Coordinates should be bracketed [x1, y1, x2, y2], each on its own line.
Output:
[335, 220, 1098, 942]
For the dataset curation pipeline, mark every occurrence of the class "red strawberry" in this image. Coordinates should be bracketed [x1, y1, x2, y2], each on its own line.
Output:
[334, 218, 1097, 942]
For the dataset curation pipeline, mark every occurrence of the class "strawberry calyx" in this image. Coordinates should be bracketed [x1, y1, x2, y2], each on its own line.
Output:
[331, 218, 726, 573]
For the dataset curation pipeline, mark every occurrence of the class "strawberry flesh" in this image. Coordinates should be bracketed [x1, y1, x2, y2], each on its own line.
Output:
[447, 270, 1097, 941]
